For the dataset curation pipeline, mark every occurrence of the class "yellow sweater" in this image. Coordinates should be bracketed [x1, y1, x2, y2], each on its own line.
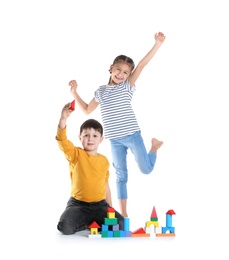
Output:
[56, 127, 110, 202]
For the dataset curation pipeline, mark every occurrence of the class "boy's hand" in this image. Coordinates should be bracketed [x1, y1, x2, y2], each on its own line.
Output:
[61, 103, 74, 119]
[58, 103, 74, 129]
[69, 80, 78, 94]
[155, 32, 166, 44]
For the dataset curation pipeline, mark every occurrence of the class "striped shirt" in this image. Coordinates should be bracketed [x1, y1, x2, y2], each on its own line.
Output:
[94, 80, 140, 140]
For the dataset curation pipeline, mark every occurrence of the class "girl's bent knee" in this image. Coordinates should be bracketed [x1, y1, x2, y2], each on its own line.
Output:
[140, 165, 154, 174]
[141, 169, 151, 174]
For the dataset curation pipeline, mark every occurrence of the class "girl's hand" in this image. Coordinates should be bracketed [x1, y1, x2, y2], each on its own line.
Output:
[155, 32, 166, 43]
[69, 80, 78, 93]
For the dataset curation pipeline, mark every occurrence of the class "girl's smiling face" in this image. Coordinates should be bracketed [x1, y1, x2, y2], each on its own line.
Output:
[109, 62, 132, 85]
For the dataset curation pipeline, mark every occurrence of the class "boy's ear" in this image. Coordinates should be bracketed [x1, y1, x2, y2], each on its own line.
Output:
[100, 136, 104, 143]
[78, 135, 82, 141]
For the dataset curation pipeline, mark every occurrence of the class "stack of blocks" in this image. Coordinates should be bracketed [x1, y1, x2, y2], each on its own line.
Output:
[145, 206, 160, 235]
[88, 207, 132, 238]
[88, 206, 176, 238]
[156, 209, 176, 237]
[101, 207, 132, 238]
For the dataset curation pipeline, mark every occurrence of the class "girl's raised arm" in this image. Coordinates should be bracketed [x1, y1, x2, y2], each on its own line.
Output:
[69, 80, 99, 115]
[129, 32, 166, 88]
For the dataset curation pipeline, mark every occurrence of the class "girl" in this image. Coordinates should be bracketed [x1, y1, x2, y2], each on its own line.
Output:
[69, 32, 166, 217]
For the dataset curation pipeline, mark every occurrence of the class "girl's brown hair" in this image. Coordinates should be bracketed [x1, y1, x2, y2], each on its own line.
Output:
[112, 55, 135, 71]
[108, 55, 135, 84]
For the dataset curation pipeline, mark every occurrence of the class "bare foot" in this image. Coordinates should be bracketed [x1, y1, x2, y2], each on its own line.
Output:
[122, 213, 128, 218]
[150, 138, 163, 153]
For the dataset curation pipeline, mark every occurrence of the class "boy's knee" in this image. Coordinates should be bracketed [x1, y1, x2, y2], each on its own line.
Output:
[57, 222, 76, 235]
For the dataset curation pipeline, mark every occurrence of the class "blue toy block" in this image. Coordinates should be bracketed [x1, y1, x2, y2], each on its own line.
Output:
[107, 231, 113, 237]
[119, 230, 126, 237]
[124, 217, 130, 231]
[162, 226, 175, 234]
[166, 214, 172, 227]
[101, 224, 108, 231]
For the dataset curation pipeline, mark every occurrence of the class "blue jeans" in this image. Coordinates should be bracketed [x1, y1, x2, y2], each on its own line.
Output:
[110, 131, 157, 200]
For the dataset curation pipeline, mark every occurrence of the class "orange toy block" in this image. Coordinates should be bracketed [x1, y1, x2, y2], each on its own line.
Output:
[132, 233, 150, 237]
[156, 233, 176, 237]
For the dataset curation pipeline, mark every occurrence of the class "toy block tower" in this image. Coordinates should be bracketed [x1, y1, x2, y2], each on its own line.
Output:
[88, 207, 131, 238]
[156, 209, 176, 237]
[145, 206, 160, 234]
[101, 207, 127, 238]
[103, 207, 133, 238]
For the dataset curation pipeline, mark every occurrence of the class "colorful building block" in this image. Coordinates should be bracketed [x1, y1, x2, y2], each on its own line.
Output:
[70, 100, 75, 110]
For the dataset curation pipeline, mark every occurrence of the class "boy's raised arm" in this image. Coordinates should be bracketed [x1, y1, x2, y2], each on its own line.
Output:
[58, 103, 73, 129]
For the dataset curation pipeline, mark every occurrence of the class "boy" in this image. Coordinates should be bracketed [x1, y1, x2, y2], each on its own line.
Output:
[56, 102, 124, 235]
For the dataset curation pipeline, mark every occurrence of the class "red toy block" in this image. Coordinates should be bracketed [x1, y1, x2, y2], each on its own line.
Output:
[70, 100, 75, 110]
[132, 227, 145, 234]
[151, 206, 158, 219]
[88, 221, 101, 229]
[107, 207, 115, 212]
[166, 209, 176, 215]
[132, 228, 150, 237]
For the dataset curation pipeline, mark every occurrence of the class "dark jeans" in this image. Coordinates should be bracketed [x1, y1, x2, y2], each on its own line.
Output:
[57, 197, 124, 235]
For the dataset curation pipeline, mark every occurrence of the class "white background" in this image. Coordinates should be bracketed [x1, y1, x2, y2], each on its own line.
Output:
[0, 0, 228, 259]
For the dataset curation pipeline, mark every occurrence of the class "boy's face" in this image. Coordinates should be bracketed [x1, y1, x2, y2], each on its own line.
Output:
[79, 128, 103, 155]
